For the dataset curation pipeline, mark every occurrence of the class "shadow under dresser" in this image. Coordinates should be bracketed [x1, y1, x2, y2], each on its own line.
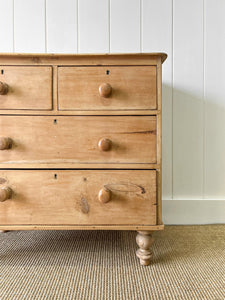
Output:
[0, 53, 167, 266]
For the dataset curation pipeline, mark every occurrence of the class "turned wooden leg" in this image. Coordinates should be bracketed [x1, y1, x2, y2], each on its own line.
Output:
[136, 231, 154, 266]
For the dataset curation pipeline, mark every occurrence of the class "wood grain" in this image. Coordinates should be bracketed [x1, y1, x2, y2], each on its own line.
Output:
[58, 66, 157, 111]
[0, 81, 9, 95]
[0, 115, 157, 165]
[156, 60, 163, 224]
[0, 225, 164, 231]
[0, 53, 166, 258]
[0, 137, 12, 150]
[136, 231, 154, 265]
[0, 163, 160, 170]
[0, 53, 167, 65]
[98, 187, 112, 203]
[0, 187, 12, 202]
[0, 66, 52, 110]
[0, 109, 161, 116]
[0, 170, 157, 225]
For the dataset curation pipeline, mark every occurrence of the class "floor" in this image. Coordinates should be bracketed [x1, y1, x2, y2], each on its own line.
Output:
[0, 225, 224, 300]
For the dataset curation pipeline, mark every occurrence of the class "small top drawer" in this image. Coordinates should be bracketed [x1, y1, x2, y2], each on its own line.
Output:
[58, 66, 157, 111]
[0, 66, 52, 110]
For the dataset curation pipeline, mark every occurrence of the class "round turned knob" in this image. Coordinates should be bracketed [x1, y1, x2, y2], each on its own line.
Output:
[0, 137, 12, 150]
[98, 138, 112, 151]
[98, 187, 111, 203]
[99, 83, 112, 98]
[0, 187, 12, 202]
[0, 81, 8, 95]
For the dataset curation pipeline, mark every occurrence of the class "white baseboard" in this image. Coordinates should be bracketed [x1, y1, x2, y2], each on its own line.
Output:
[162, 200, 225, 225]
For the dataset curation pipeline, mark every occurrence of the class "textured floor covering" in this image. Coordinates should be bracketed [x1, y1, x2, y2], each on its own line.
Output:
[0, 225, 224, 300]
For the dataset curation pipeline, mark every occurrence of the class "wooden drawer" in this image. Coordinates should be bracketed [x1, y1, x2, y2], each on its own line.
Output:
[0, 116, 157, 165]
[58, 66, 157, 111]
[0, 170, 157, 225]
[0, 66, 52, 110]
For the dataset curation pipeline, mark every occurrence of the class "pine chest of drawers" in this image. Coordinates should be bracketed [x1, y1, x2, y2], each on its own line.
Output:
[0, 53, 167, 266]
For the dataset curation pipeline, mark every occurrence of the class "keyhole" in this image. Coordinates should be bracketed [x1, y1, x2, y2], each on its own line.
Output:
[54, 119, 57, 124]
[1, 70, 4, 75]
[54, 174, 57, 179]
[106, 70, 110, 75]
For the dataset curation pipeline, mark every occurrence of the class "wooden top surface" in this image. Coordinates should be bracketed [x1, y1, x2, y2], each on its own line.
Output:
[0, 52, 167, 64]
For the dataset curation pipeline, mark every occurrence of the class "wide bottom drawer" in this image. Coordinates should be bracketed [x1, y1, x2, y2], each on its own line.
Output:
[0, 170, 157, 226]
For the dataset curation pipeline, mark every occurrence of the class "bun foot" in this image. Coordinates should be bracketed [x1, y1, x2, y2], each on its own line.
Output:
[0, 230, 7, 233]
[136, 231, 154, 266]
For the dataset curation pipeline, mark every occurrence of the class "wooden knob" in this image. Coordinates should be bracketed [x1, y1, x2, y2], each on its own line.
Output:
[0, 137, 12, 150]
[0, 81, 8, 95]
[98, 138, 112, 151]
[0, 187, 12, 202]
[98, 187, 111, 203]
[99, 83, 112, 98]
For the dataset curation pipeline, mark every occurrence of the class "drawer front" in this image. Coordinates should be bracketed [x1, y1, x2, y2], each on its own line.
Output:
[0, 170, 157, 225]
[58, 66, 157, 111]
[0, 66, 52, 110]
[0, 116, 156, 164]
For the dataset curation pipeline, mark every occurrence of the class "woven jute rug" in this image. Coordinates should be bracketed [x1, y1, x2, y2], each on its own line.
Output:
[0, 225, 224, 300]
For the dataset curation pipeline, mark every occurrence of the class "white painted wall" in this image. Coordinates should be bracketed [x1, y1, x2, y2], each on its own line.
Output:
[0, 0, 224, 224]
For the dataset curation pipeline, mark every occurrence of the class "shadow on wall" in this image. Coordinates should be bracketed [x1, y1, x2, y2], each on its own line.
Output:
[161, 83, 225, 200]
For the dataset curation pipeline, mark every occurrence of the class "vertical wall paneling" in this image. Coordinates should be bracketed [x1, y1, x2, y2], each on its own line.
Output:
[163, 200, 225, 224]
[142, 0, 173, 200]
[0, 0, 224, 222]
[204, 0, 225, 199]
[173, 0, 204, 199]
[110, 0, 140, 53]
[0, 0, 13, 52]
[46, 0, 77, 53]
[78, 0, 109, 53]
[14, 0, 46, 53]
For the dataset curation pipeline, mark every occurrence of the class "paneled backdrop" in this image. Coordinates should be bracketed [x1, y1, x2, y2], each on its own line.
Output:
[0, 0, 224, 224]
